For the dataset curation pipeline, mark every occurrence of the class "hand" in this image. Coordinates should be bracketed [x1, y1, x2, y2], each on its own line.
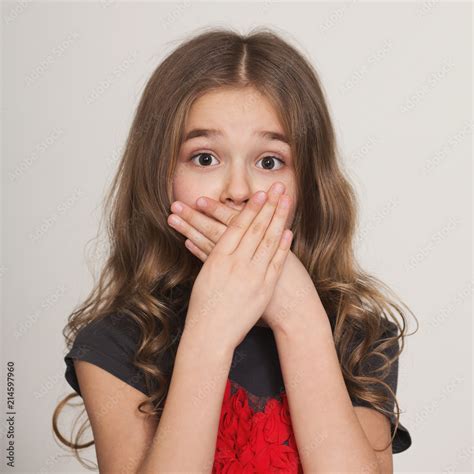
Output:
[182, 182, 294, 350]
[168, 187, 325, 333]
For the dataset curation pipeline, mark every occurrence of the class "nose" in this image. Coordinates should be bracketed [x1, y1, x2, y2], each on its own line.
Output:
[219, 168, 252, 211]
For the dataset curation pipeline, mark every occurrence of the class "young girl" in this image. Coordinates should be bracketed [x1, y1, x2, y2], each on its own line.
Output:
[53, 27, 415, 473]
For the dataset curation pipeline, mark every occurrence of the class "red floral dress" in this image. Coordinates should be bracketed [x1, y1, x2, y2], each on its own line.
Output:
[213, 379, 303, 474]
[211, 325, 303, 474]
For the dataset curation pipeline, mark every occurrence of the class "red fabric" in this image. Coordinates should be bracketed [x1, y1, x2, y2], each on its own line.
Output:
[213, 378, 303, 473]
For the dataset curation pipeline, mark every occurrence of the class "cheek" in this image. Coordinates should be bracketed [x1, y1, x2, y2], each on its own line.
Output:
[279, 171, 296, 199]
[172, 165, 215, 209]
[172, 166, 192, 204]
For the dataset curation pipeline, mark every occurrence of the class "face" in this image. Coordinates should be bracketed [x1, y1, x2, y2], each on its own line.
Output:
[172, 86, 297, 230]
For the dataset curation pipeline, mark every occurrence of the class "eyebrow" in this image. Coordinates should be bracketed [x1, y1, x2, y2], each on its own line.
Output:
[183, 128, 290, 146]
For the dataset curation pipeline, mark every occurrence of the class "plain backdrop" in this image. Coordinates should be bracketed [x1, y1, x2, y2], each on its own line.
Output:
[2, 1, 472, 473]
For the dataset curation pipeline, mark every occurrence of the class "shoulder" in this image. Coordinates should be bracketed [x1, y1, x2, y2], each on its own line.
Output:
[68, 314, 163, 473]
[349, 318, 412, 454]
[348, 318, 402, 395]
[64, 313, 150, 397]
[72, 313, 142, 353]
[349, 318, 401, 362]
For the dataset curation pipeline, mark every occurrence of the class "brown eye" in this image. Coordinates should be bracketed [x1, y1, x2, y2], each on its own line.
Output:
[256, 156, 285, 171]
[190, 152, 219, 167]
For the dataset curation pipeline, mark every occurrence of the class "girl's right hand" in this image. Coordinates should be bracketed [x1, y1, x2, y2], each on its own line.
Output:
[183, 182, 293, 351]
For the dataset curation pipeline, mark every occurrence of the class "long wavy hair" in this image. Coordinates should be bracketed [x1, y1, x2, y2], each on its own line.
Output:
[52, 26, 417, 468]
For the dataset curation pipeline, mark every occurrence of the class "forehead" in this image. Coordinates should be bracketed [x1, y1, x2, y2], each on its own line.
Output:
[186, 87, 283, 131]
[183, 87, 288, 146]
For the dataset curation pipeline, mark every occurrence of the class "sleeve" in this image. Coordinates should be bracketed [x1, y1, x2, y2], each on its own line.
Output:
[349, 320, 412, 454]
[64, 313, 150, 397]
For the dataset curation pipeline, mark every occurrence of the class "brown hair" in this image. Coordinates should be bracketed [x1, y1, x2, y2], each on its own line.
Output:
[52, 26, 418, 467]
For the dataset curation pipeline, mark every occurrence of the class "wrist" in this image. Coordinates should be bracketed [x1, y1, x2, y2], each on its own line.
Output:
[272, 306, 332, 341]
[180, 315, 236, 363]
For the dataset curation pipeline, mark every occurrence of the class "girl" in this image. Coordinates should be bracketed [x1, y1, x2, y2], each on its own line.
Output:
[53, 27, 415, 473]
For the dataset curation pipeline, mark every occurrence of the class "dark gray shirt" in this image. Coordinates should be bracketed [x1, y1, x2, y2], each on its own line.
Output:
[64, 314, 412, 454]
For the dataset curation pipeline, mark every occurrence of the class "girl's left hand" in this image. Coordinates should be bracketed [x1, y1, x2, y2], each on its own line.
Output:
[167, 196, 326, 332]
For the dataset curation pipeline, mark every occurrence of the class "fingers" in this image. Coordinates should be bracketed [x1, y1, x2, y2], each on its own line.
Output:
[264, 227, 293, 286]
[170, 183, 290, 266]
[184, 239, 208, 262]
[195, 196, 240, 228]
[212, 189, 268, 255]
[168, 211, 215, 255]
[234, 182, 285, 261]
[251, 191, 292, 268]
[169, 201, 227, 246]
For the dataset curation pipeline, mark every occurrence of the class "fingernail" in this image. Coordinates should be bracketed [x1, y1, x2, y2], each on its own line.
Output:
[171, 202, 183, 213]
[197, 197, 207, 207]
[274, 182, 285, 194]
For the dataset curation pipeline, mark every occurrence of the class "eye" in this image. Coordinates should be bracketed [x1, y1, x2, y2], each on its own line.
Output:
[256, 155, 285, 171]
[188, 152, 286, 171]
[189, 152, 219, 167]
